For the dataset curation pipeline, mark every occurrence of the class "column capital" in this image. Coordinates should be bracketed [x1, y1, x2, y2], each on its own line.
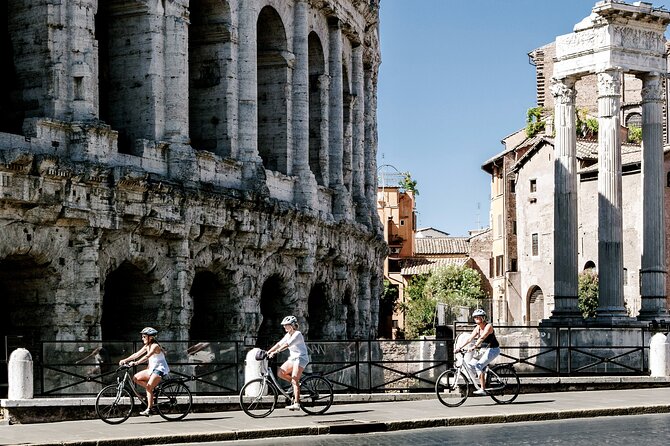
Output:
[597, 68, 623, 98]
[550, 77, 576, 104]
[641, 72, 664, 103]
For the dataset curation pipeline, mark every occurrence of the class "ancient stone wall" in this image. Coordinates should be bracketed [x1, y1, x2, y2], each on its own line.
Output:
[0, 0, 385, 349]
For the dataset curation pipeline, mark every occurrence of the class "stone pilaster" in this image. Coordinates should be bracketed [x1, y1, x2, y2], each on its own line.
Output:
[162, 1, 189, 143]
[318, 74, 331, 187]
[548, 77, 582, 321]
[291, 0, 317, 208]
[352, 45, 368, 224]
[596, 68, 629, 319]
[364, 65, 380, 231]
[638, 72, 670, 320]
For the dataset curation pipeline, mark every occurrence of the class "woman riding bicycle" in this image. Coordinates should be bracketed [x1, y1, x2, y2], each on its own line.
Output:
[119, 327, 169, 416]
[266, 315, 310, 411]
[455, 309, 500, 395]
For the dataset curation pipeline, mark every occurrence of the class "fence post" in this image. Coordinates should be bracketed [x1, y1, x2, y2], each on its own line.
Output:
[8, 348, 33, 399]
[649, 332, 670, 377]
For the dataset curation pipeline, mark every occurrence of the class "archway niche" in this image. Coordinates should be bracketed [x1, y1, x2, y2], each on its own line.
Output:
[101, 261, 158, 341]
[342, 65, 353, 191]
[308, 32, 326, 185]
[527, 286, 545, 326]
[257, 6, 289, 174]
[307, 283, 329, 340]
[188, 0, 232, 156]
[189, 269, 236, 340]
[257, 274, 288, 347]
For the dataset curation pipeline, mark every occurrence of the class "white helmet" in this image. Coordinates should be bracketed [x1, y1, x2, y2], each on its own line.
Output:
[280, 315, 297, 326]
[472, 309, 487, 319]
[140, 327, 159, 336]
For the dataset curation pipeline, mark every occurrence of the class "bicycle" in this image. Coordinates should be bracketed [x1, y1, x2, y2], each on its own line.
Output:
[95, 364, 193, 424]
[435, 347, 520, 407]
[239, 350, 334, 418]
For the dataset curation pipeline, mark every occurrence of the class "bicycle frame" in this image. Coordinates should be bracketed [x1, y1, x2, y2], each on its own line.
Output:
[453, 349, 505, 391]
[258, 359, 295, 400]
[116, 368, 151, 406]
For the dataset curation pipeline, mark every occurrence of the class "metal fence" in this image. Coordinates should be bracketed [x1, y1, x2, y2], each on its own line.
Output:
[3, 323, 665, 397]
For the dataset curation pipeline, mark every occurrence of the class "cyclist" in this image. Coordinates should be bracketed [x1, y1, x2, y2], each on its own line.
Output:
[267, 315, 310, 411]
[119, 327, 170, 416]
[455, 309, 500, 395]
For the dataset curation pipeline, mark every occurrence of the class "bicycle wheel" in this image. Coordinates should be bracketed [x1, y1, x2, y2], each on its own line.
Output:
[487, 364, 520, 404]
[299, 376, 334, 415]
[155, 380, 192, 421]
[435, 369, 469, 407]
[240, 378, 278, 418]
[95, 384, 134, 424]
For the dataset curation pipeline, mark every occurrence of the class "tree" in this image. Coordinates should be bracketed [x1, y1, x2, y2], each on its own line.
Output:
[399, 275, 431, 339]
[398, 172, 419, 196]
[578, 270, 599, 318]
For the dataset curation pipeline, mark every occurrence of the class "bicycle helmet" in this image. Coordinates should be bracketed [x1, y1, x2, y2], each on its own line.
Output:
[140, 327, 159, 336]
[255, 349, 267, 361]
[472, 309, 487, 319]
[280, 315, 298, 326]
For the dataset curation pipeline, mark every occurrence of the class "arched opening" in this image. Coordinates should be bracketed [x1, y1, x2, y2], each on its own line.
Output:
[307, 283, 328, 340]
[95, 1, 150, 155]
[257, 275, 288, 346]
[188, 0, 232, 156]
[189, 270, 235, 340]
[0, 2, 24, 135]
[101, 262, 157, 341]
[343, 289, 355, 339]
[583, 260, 596, 271]
[257, 6, 289, 174]
[308, 32, 326, 185]
[378, 282, 397, 339]
[527, 286, 544, 326]
[342, 65, 353, 191]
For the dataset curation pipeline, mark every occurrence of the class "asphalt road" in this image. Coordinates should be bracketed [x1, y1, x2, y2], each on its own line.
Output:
[163, 412, 670, 446]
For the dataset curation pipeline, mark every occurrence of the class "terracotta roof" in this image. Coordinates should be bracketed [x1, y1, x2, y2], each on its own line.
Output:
[400, 257, 469, 275]
[414, 237, 469, 255]
[578, 144, 664, 173]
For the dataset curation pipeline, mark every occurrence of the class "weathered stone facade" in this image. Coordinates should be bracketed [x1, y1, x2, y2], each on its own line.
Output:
[0, 0, 385, 349]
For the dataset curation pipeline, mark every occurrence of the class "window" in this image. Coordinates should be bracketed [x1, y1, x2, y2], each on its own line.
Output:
[530, 179, 537, 193]
[495, 255, 504, 277]
[510, 258, 518, 272]
[512, 220, 517, 235]
[489, 257, 494, 277]
[626, 113, 642, 129]
[509, 179, 516, 194]
[400, 219, 405, 226]
[623, 268, 628, 286]
[497, 214, 503, 237]
[531, 233, 539, 256]
[74, 77, 84, 100]
[667, 171, 670, 187]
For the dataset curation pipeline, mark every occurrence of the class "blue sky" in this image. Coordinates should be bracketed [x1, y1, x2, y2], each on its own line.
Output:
[376, 0, 664, 236]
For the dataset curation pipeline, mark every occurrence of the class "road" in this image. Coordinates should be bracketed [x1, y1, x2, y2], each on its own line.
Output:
[163, 412, 670, 446]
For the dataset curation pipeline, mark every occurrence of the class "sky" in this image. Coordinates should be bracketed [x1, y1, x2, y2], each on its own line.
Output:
[376, 0, 666, 236]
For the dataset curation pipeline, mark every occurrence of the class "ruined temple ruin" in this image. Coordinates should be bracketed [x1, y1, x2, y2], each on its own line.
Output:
[0, 0, 385, 349]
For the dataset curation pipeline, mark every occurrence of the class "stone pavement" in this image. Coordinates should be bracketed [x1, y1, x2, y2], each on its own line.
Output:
[2, 387, 670, 446]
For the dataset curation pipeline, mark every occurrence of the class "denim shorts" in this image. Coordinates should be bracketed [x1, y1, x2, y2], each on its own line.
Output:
[151, 369, 167, 377]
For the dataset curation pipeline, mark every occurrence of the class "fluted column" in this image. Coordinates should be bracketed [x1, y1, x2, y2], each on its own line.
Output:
[291, 0, 317, 207]
[352, 44, 368, 224]
[549, 77, 582, 321]
[596, 68, 628, 319]
[328, 17, 349, 220]
[639, 72, 670, 320]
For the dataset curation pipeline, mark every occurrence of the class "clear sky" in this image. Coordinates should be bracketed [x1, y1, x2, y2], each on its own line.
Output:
[376, 0, 666, 236]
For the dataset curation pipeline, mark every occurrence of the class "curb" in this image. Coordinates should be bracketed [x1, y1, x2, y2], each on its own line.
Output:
[29, 403, 670, 446]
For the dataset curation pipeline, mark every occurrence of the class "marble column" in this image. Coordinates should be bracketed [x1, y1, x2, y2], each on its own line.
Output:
[596, 68, 628, 319]
[291, 0, 317, 207]
[549, 77, 582, 321]
[639, 72, 670, 320]
[352, 44, 368, 224]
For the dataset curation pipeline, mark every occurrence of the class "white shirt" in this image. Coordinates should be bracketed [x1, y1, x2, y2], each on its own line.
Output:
[280, 330, 309, 360]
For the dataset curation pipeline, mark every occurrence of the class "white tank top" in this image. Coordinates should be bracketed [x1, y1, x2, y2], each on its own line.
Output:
[148, 349, 170, 375]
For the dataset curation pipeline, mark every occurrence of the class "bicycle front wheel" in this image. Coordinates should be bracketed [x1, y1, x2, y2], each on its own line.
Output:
[435, 369, 469, 407]
[95, 384, 134, 424]
[487, 364, 520, 404]
[155, 380, 192, 421]
[240, 378, 278, 418]
[300, 376, 334, 415]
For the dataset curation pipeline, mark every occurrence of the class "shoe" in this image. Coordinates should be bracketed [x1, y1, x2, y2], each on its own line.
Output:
[473, 389, 487, 396]
[286, 403, 301, 411]
[139, 408, 154, 416]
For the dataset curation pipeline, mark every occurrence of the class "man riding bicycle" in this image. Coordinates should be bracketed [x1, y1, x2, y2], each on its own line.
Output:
[455, 309, 500, 395]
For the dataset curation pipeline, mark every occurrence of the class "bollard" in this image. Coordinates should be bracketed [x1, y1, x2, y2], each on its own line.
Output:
[243, 348, 267, 396]
[8, 348, 33, 399]
[649, 332, 670, 377]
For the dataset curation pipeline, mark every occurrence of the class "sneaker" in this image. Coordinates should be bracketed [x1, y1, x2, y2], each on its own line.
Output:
[139, 408, 154, 416]
[473, 389, 487, 396]
[286, 402, 301, 411]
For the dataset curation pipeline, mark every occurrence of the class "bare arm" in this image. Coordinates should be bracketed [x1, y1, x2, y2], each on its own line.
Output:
[119, 345, 148, 365]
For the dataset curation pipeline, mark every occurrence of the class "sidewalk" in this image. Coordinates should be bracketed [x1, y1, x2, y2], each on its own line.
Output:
[2, 387, 670, 446]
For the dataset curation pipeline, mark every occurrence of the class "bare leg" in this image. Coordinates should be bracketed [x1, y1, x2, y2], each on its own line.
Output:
[292, 366, 304, 403]
[146, 374, 162, 409]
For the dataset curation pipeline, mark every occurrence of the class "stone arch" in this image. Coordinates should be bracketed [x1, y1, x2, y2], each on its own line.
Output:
[189, 268, 236, 340]
[257, 6, 289, 174]
[0, 2, 24, 135]
[583, 260, 596, 271]
[526, 286, 544, 326]
[307, 282, 328, 340]
[257, 274, 291, 346]
[101, 261, 160, 341]
[95, 1, 151, 155]
[308, 31, 326, 185]
[188, 0, 232, 156]
[0, 254, 61, 342]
